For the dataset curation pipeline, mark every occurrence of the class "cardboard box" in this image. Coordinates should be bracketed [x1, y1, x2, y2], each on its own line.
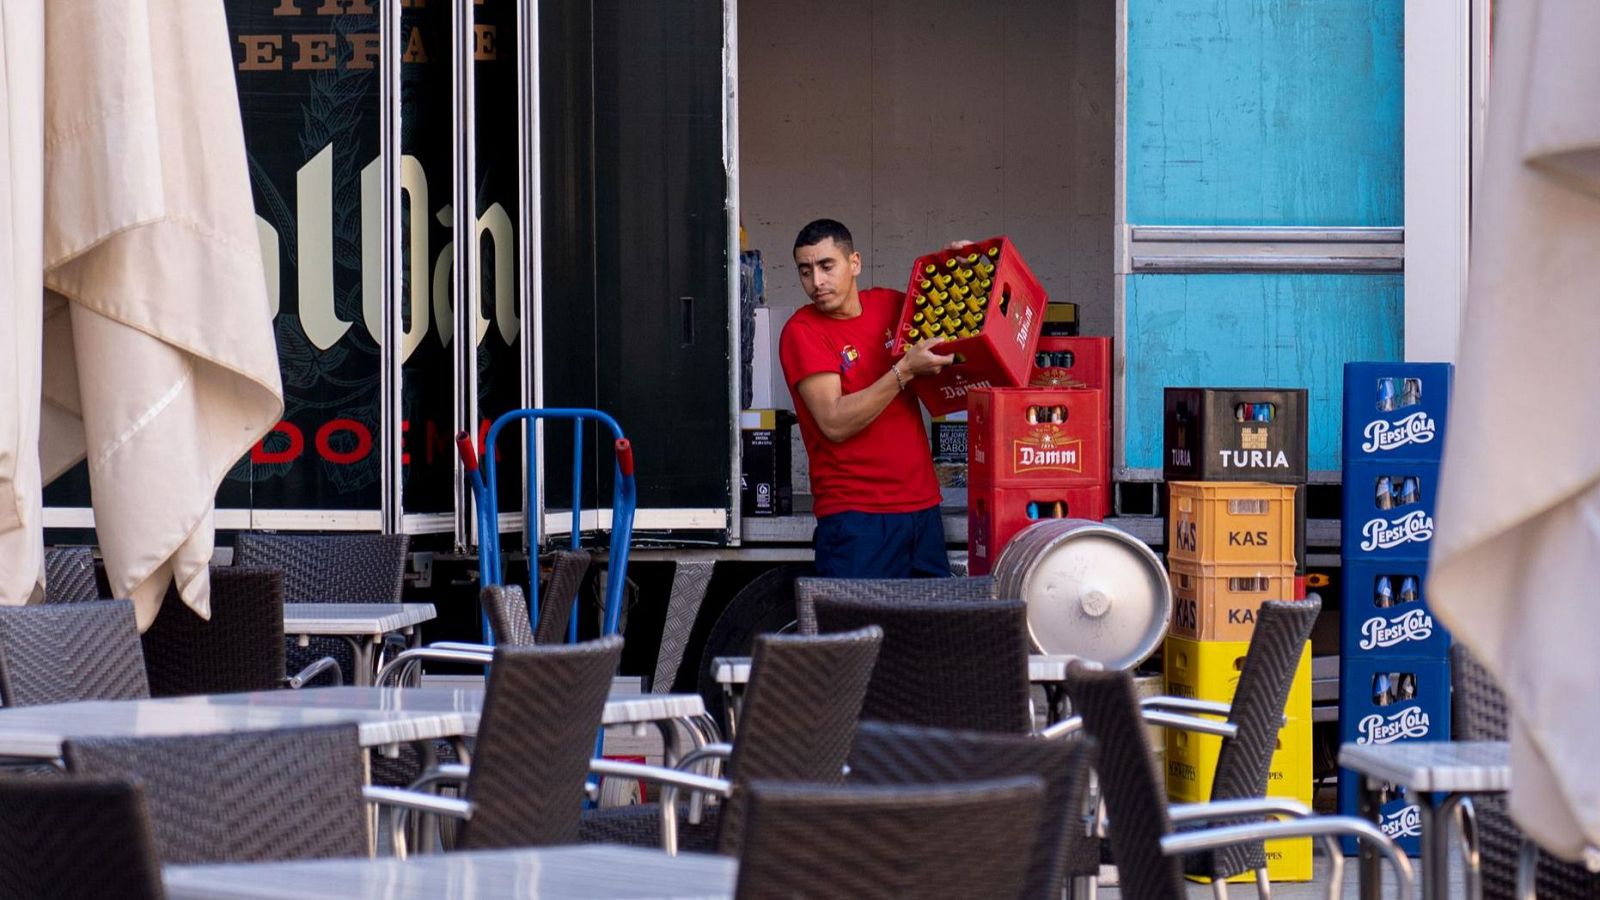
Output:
[1343, 362, 1453, 465]
[1163, 388, 1308, 484]
[892, 236, 1048, 416]
[930, 414, 969, 489]
[1167, 482, 1298, 568]
[966, 388, 1109, 494]
[740, 410, 796, 517]
[1167, 561, 1299, 642]
[966, 484, 1109, 576]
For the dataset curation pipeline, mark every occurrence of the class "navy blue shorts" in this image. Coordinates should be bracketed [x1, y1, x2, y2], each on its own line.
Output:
[812, 505, 951, 579]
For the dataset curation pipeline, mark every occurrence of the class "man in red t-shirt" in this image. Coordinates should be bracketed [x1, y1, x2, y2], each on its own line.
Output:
[779, 219, 955, 578]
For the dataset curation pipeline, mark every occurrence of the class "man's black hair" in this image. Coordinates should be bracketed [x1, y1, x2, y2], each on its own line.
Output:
[793, 219, 854, 254]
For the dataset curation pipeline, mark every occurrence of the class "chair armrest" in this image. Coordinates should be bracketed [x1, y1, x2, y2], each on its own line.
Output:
[405, 763, 471, 793]
[285, 656, 344, 689]
[375, 648, 494, 687]
[1161, 815, 1413, 898]
[589, 759, 732, 856]
[1168, 797, 1313, 825]
[427, 641, 495, 653]
[364, 786, 473, 859]
[1141, 709, 1238, 739]
[674, 743, 733, 773]
[1037, 709, 1238, 741]
[1140, 695, 1232, 717]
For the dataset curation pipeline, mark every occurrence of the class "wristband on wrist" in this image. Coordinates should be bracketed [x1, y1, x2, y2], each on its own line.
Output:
[892, 362, 907, 391]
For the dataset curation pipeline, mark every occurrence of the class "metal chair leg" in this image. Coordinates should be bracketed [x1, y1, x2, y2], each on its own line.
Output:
[1455, 797, 1481, 900]
[1255, 867, 1272, 899]
[1213, 876, 1231, 900]
[1516, 838, 1539, 900]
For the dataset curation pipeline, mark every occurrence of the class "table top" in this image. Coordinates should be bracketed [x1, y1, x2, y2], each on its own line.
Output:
[282, 603, 437, 635]
[714, 654, 1075, 685]
[163, 845, 737, 899]
[1337, 740, 1510, 792]
[0, 687, 706, 759]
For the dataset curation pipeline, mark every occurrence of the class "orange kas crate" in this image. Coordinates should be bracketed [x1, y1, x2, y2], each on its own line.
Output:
[1166, 482, 1298, 568]
[966, 484, 1108, 576]
[1167, 559, 1297, 641]
[967, 388, 1109, 492]
[891, 236, 1048, 416]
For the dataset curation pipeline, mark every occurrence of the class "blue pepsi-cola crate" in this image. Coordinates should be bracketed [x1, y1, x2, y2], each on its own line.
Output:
[1340, 559, 1450, 659]
[1337, 773, 1424, 856]
[1342, 363, 1453, 465]
[1337, 654, 1450, 855]
[1341, 460, 1440, 561]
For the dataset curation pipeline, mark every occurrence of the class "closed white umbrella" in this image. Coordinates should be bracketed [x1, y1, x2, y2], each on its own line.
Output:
[0, 0, 282, 628]
[1430, 0, 1600, 862]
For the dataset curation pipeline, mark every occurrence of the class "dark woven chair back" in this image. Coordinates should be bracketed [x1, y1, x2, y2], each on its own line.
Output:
[234, 532, 408, 683]
[793, 576, 995, 635]
[1194, 595, 1320, 879]
[0, 600, 149, 707]
[141, 567, 287, 697]
[63, 724, 367, 865]
[1065, 664, 1186, 900]
[0, 776, 165, 900]
[482, 585, 537, 647]
[812, 595, 1032, 734]
[535, 549, 591, 645]
[459, 636, 624, 850]
[43, 547, 99, 604]
[717, 627, 882, 854]
[232, 533, 409, 602]
[847, 721, 1098, 900]
[736, 777, 1045, 900]
[1451, 645, 1600, 899]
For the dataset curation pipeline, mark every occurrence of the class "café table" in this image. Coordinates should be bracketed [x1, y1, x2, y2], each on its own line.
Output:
[1339, 740, 1510, 900]
[282, 603, 438, 686]
[163, 843, 737, 899]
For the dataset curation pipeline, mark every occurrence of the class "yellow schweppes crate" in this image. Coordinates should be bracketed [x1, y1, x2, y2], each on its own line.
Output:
[1162, 636, 1311, 714]
[1167, 716, 1313, 882]
[1162, 637, 1313, 882]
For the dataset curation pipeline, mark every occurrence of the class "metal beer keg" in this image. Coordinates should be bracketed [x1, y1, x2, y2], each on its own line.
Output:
[992, 519, 1170, 669]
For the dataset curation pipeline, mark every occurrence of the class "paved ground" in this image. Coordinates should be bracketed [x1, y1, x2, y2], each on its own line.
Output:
[1095, 850, 1461, 899]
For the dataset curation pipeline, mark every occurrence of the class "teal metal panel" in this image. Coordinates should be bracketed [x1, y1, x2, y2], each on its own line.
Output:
[1123, 274, 1403, 472]
[1126, 0, 1404, 226]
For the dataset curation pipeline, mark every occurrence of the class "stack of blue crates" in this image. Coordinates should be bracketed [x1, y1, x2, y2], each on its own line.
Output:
[1337, 362, 1455, 855]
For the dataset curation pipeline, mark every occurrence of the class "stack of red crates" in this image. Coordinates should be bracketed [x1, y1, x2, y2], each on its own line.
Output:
[965, 337, 1112, 575]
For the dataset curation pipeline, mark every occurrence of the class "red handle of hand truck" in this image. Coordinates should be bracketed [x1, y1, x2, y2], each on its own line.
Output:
[455, 431, 480, 472]
[615, 438, 634, 477]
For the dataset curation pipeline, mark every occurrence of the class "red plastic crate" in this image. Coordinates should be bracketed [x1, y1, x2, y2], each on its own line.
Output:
[891, 236, 1049, 416]
[967, 388, 1110, 495]
[1030, 336, 1111, 394]
[966, 484, 1109, 575]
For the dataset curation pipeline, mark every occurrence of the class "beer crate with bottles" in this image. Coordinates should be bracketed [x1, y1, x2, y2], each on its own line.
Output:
[965, 485, 1109, 576]
[890, 236, 1049, 416]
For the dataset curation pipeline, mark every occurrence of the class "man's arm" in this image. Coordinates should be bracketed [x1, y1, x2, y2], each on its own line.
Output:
[795, 340, 953, 443]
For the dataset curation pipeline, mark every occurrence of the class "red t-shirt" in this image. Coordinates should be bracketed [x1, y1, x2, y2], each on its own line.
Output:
[779, 287, 942, 518]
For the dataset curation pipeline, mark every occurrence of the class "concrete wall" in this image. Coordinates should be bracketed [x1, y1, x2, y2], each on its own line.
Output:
[740, 0, 1115, 407]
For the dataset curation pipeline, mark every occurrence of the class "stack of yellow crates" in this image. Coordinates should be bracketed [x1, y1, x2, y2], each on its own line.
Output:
[1164, 482, 1313, 883]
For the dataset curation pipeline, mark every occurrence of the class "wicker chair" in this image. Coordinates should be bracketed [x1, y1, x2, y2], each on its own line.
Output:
[0, 600, 149, 706]
[1452, 645, 1600, 899]
[365, 636, 624, 855]
[63, 724, 368, 865]
[1169, 596, 1321, 885]
[0, 776, 165, 900]
[846, 721, 1098, 900]
[581, 627, 882, 856]
[793, 575, 995, 635]
[140, 567, 341, 696]
[735, 777, 1046, 900]
[232, 532, 409, 681]
[42, 547, 99, 604]
[812, 595, 1032, 733]
[1064, 664, 1413, 900]
[480, 550, 590, 647]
